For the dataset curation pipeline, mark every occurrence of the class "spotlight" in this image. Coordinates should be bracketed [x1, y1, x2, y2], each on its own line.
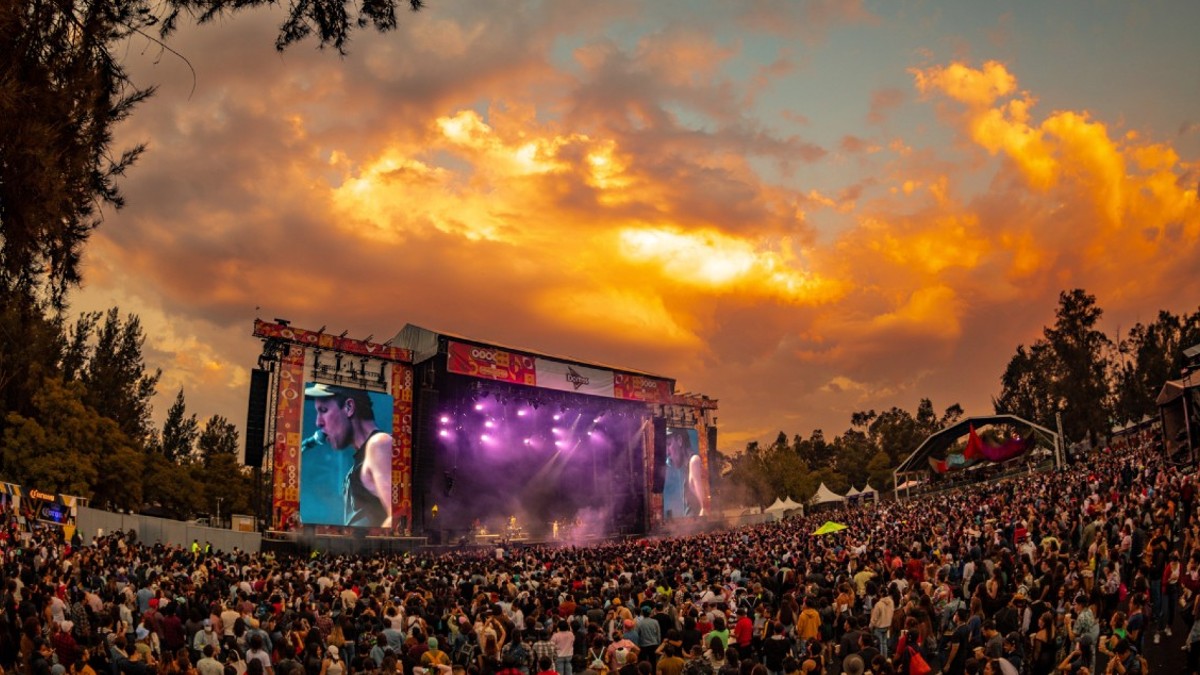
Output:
[554, 440, 564, 447]
[553, 414, 561, 421]
[593, 417, 602, 424]
[480, 434, 490, 442]
[523, 438, 532, 445]
[485, 420, 494, 429]
[440, 416, 450, 424]
[439, 429, 450, 438]
[552, 427, 561, 434]
[587, 431, 593, 437]
[517, 409, 528, 417]
[475, 403, 484, 411]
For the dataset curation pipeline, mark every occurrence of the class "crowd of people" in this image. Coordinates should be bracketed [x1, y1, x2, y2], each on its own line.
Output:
[0, 430, 1194, 675]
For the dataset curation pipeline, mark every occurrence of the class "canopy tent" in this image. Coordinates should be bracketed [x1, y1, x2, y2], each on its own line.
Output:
[854, 483, 879, 504]
[781, 497, 804, 513]
[892, 414, 1060, 501]
[844, 486, 861, 498]
[763, 498, 788, 515]
[810, 482, 845, 505]
[1157, 378, 1199, 463]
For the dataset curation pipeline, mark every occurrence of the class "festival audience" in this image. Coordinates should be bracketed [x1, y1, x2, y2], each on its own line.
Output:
[0, 430, 1192, 675]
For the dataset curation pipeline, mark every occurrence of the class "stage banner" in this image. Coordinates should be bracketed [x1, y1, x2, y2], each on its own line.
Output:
[273, 345, 305, 528]
[614, 373, 672, 403]
[254, 319, 411, 362]
[535, 359, 615, 398]
[392, 363, 415, 532]
[447, 341, 537, 386]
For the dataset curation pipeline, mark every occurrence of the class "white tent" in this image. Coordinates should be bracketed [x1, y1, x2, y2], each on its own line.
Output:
[859, 483, 879, 503]
[781, 497, 804, 514]
[810, 482, 845, 505]
[844, 485, 862, 499]
[764, 498, 788, 515]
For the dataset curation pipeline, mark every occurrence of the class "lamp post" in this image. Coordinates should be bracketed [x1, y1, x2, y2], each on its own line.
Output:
[216, 498, 224, 528]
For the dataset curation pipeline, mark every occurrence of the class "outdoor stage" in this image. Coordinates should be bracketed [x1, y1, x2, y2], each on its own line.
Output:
[247, 320, 719, 549]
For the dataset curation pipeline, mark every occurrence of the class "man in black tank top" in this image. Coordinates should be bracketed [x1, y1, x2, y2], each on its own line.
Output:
[306, 384, 393, 527]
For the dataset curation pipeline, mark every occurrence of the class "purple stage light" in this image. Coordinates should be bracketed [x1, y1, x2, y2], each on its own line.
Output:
[474, 403, 484, 411]
[553, 414, 561, 421]
[439, 429, 450, 438]
[554, 440, 564, 447]
[440, 415, 450, 424]
[523, 438, 532, 445]
[517, 409, 528, 417]
[485, 420, 495, 429]
[552, 427, 561, 434]
[587, 430, 593, 436]
[480, 434, 490, 442]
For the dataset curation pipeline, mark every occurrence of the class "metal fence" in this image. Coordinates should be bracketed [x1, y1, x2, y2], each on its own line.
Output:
[76, 507, 262, 554]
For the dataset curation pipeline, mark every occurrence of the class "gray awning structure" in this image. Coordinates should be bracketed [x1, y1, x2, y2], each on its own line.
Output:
[892, 414, 1059, 501]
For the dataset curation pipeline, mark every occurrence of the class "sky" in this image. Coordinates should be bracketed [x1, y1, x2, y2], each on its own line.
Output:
[77, 0, 1200, 453]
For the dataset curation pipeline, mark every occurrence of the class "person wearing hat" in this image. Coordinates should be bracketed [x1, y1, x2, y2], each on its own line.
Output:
[322, 645, 346, 675]
[305, 383, 393, 528]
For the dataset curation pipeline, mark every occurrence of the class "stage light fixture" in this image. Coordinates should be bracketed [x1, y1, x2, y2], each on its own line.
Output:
[523, 438, 532, 445]
[485, 420, 494, 429]
[517, 409, 527, 417]
[553, 414, 561, 421]
[439, 429, 450, 438]
[474, 403, 484, 411]
[440, 416, 450, 424]
[480, 434, 490, 442]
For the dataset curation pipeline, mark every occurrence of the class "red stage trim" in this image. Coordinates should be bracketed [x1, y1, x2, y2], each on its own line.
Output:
[273, 345, 305, 528]
[391, 363, 415, 531]
[254, 320, 411, 362]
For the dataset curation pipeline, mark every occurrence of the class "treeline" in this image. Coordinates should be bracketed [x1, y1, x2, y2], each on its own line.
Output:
[0, 302, 253, 519]
[721, 398, 963, 507]
[724, 289, 1200, 505]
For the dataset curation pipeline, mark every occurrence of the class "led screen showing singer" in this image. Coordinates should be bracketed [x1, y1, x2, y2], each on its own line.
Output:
[299, 383, 394, 527]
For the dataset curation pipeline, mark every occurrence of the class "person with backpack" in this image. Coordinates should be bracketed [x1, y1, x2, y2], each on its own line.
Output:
[501, 632, 532, 675]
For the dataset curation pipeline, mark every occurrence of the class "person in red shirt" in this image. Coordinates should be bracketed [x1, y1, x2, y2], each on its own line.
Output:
[905, 549, 925, 586]
[732, 608, 754, 651]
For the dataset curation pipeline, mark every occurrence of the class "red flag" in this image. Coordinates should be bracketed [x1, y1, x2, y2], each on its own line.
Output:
[964, 424, 984, 460]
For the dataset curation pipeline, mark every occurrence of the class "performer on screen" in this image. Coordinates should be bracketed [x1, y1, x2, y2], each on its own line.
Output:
[305, 384, 392, 528]
[663, 430, 709, 518]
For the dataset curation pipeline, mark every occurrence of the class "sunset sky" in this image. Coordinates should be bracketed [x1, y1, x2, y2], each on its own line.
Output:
[78, 0, 1200, 452]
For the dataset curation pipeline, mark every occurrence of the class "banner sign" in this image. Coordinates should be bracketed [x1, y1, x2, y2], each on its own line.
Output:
[447, 341, 537, 386]
[534, 360, 615, 397]
[254, 320, 411, 362]
[37, 502, 69, 525]
[448, 341, 674, 403]
[614, 373, 673, 403]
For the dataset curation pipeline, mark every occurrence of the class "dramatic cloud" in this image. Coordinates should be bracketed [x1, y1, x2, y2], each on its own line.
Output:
[80, 4, 1199, 452]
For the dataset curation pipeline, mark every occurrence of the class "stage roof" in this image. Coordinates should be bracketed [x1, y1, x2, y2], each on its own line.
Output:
[894, 414, 1059, 474]
[390, 324, 674, 381]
